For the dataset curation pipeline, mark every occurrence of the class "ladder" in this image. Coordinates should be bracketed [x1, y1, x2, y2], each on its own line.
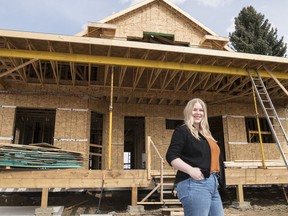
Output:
[248, 69, 288, 167]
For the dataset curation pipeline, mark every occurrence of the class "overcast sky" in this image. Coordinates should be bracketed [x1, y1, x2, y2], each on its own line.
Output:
[0, 0, 287, 44]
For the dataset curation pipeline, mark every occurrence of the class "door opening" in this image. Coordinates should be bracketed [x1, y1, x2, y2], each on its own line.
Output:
[124, 116, 145, 169]
[208, 116, 226, 161]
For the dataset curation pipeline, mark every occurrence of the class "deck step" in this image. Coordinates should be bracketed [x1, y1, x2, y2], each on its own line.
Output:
[163, 199, 181, 204]
[161, 207, 184, 216]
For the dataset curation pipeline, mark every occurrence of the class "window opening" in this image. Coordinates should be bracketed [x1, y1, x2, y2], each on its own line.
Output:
[89, 111, 103, 170]
[127, 32, 189, 46]
[13, 108, 56, 145]
[245, 117, 274, 143]
[124, 152, 131, 169]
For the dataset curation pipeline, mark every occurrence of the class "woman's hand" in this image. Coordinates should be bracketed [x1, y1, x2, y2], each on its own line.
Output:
[171, 158, 204, 180]
[188, 167, 204, 180]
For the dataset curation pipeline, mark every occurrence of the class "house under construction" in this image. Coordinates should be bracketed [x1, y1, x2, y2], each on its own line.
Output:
[0, 0, 288, 212]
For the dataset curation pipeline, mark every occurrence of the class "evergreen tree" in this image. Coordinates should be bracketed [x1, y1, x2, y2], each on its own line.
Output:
[229, 6, 287, 57]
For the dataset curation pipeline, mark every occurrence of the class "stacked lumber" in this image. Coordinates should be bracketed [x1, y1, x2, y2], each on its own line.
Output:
[0, 143, 83, 169]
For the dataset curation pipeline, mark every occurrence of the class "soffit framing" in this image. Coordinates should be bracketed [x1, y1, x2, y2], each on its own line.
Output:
[0, 30, 288, 106]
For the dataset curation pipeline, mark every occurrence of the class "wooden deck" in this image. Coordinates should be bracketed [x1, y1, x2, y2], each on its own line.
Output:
[0, 162, 287, 207]
[0, 169, 151, 189]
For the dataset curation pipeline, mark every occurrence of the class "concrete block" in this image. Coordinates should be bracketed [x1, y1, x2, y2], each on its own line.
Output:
[35, 207, 54, 216]
[127, 205, 145, 213]
[231, 201, 251, 209]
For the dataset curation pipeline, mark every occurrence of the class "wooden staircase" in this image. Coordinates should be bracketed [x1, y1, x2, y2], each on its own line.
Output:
[139, 136, 184, 215]
[137, 172, 181, 206]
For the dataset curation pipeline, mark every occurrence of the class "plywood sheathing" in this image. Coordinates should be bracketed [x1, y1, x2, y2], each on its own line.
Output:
[222, 102, 288, 161]
[107, 1, 204, 47]
[0, 106, 15, 143]
[54, 109, 90, 168]
[278, 108, 288, 159]
[110, 106, 124, 170]
[0, 87, 286, 170]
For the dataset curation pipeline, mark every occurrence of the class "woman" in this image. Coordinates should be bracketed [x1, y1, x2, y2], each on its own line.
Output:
[166, 98, 224, 216]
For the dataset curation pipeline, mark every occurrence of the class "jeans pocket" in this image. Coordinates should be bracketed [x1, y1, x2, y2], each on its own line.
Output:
[176, 179, 190, 201]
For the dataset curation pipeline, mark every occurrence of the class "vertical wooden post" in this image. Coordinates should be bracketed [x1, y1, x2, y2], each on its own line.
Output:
[147, 136, 151, 180]
[41, 188, 49, 208]
[131, 187, 138, 206]
[108, 66, 114, 170]
[236, 184, 244, 203]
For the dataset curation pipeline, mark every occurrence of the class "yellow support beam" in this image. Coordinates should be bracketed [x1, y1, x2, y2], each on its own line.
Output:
[1, 48, 288, 79]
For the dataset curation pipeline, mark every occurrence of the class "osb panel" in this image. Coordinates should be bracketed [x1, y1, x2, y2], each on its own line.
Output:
[229, 143, 281, 161]
[111, 144, 124, 170]
[59, 97, 87, 109]
[0, 91, 88, 110]
[146, 117, 165, 145]
[226, 116, 246, 143]
[225, 103, 260, 116]
[100, 105, 124, 169]
[53, 140, 89, 154]
[209, 104, 226, 116]
[54, 109, 90, 162]
[0, 94, 17, 105]
[0, 107, 15, 143]
[54, 110, 89, 139]
[112, 113, 124, 145]
[110, 2, 204, 46]
[89, 100, 109, 113]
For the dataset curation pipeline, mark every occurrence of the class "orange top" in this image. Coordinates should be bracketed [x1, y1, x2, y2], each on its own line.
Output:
[207, 138, 220, 173]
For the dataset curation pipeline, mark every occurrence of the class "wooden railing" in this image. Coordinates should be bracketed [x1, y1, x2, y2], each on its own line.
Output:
[144, 136, 165, 202]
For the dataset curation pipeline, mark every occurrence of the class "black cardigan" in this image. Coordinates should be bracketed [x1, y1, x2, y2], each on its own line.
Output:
[166, 124, 226, 188]
[166, 125, 212, 184]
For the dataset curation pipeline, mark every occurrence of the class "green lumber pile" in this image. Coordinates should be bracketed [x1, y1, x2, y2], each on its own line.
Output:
[0, 143, 83, 169]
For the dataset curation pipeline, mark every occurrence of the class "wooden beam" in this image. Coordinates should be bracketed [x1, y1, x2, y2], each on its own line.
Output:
[225, 168, 288, 185]
[264, 66, 288, 96]
[236, 184, 244, 203]
[0, 78, 6, 89]
[1, 48, 288, 80]
[0, 169, 150, 188]
[131, 187, 138, 206]
[0, 58, 38, 78]
[41, 188, 49, 208]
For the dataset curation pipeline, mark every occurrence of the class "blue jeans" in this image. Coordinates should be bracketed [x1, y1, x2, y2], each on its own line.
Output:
[176, 173, 224, 216]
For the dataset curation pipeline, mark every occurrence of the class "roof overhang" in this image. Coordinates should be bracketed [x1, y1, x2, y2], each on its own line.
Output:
[0, 29, 288, 105]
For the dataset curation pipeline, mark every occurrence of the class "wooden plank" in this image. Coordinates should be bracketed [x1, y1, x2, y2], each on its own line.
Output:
[0, 169, 151, 188]
[225, 160, 286, 168]
[225, 167, 288, 185]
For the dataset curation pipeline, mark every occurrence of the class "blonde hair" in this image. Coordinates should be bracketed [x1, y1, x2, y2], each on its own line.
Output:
[183, 98, 216, 141]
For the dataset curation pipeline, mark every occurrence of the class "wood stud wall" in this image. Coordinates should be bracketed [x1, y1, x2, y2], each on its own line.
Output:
[0, 92, 287, 170]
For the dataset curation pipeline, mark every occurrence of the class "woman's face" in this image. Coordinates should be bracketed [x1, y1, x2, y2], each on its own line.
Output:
[192, 102, 204, 127]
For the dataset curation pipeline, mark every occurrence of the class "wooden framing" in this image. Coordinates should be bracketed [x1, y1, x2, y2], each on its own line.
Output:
[0, 0, 288, 209]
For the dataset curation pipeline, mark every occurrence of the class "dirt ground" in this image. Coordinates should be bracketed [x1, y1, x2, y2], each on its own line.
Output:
[0, 186, 287, 215]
